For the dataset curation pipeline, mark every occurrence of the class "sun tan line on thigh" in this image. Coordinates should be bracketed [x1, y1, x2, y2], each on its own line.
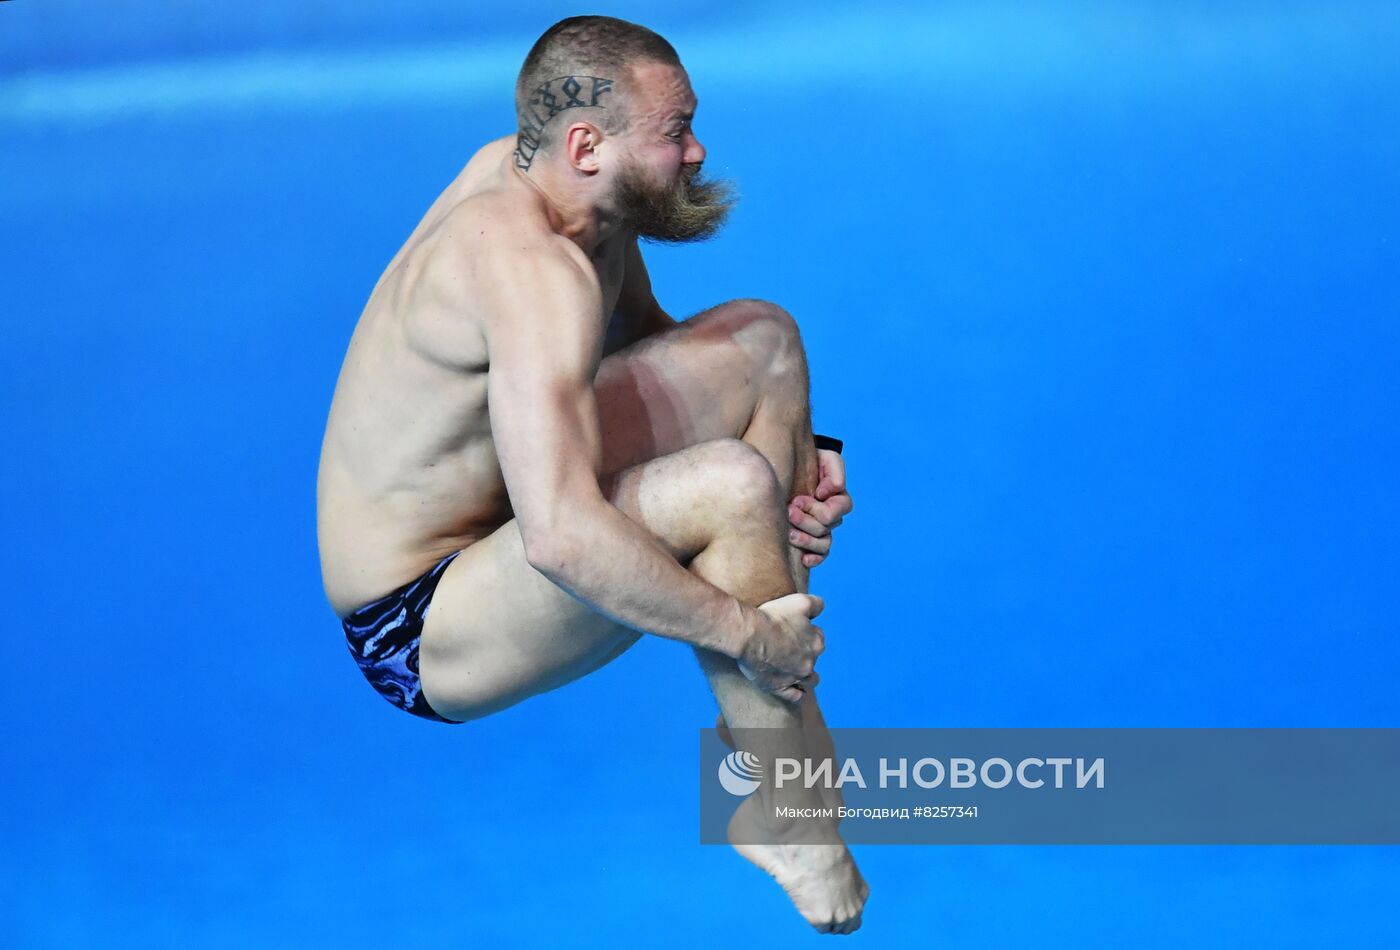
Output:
[594, 300, 785, 475]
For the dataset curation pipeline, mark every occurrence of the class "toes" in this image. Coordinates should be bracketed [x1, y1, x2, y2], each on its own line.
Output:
[821, 914, 857, 936]
[811, 911, 866, 935]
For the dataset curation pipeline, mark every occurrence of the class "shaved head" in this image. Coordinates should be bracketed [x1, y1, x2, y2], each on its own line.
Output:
[514, 16, 681, 171]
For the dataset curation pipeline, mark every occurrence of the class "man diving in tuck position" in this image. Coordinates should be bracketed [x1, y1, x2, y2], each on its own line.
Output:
[316, 15, 868, 933]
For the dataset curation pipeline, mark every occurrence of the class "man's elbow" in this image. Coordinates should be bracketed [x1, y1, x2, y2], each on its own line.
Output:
[518, 483, 609, 580]
[521, 523, 584, 581]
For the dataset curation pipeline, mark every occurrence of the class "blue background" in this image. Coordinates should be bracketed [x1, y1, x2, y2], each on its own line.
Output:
[3, 1, 1397, 945]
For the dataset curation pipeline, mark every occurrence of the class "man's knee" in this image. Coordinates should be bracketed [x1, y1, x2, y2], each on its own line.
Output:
[697, 298, 804, 362]
[750, 298, 801, 339]
[691, 437, 785, 522]
[743, 299, 809, 385]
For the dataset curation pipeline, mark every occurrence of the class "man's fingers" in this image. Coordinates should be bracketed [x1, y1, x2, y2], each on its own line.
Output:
[826, 492, 854, 519]
[813, 450, 847, 501]
[775, 685, 804, 704]
[788, 502, 830, 538]
[789, 529, 832, 555]
[816, 447, 846, 487]
[793, 494, 851, 528]
[779, 670, 823, 703]
[802, 552, 825, 568]
[806, 595, 825, 619]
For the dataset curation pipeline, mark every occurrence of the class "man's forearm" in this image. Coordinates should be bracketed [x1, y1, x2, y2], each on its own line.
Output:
[525, 499, 750, 657]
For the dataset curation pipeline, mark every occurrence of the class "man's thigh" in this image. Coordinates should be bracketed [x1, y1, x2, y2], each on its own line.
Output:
[418, 439, 752, 722]
[595, 298, 793, 475]
[418, 515, 633, 721]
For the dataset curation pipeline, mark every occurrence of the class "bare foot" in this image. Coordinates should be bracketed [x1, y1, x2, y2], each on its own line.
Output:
[727, 793, 870, 934]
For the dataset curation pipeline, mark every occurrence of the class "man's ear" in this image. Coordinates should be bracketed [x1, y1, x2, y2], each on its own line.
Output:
[563, 122, 603, 173]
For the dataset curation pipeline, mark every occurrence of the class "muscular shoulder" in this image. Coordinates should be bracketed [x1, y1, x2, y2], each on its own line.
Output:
[389, 193, 563, 365]
[424, 191, 593, 299]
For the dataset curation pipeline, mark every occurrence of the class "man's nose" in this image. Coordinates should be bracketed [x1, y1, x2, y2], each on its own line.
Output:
[683, 132, 706, 166]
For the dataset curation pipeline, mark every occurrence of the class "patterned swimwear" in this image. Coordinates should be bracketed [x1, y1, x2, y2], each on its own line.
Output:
[342, 551, 463, 724]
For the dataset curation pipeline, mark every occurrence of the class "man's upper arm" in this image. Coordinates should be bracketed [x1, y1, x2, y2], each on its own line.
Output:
[479, 246, 606, 552]
[613, 237, 675, 338]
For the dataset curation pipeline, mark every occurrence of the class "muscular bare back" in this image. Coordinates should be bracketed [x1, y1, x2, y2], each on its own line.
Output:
[316, 134, 628, 617]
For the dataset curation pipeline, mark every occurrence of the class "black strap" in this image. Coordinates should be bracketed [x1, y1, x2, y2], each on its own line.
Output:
[813, 433, 844, 454]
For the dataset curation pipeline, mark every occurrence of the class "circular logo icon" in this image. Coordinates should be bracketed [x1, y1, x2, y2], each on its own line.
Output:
[718, 750, 763, 796]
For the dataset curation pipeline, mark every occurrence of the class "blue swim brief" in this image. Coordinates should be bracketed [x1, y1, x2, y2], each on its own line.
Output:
[342, 551, 463, 724]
